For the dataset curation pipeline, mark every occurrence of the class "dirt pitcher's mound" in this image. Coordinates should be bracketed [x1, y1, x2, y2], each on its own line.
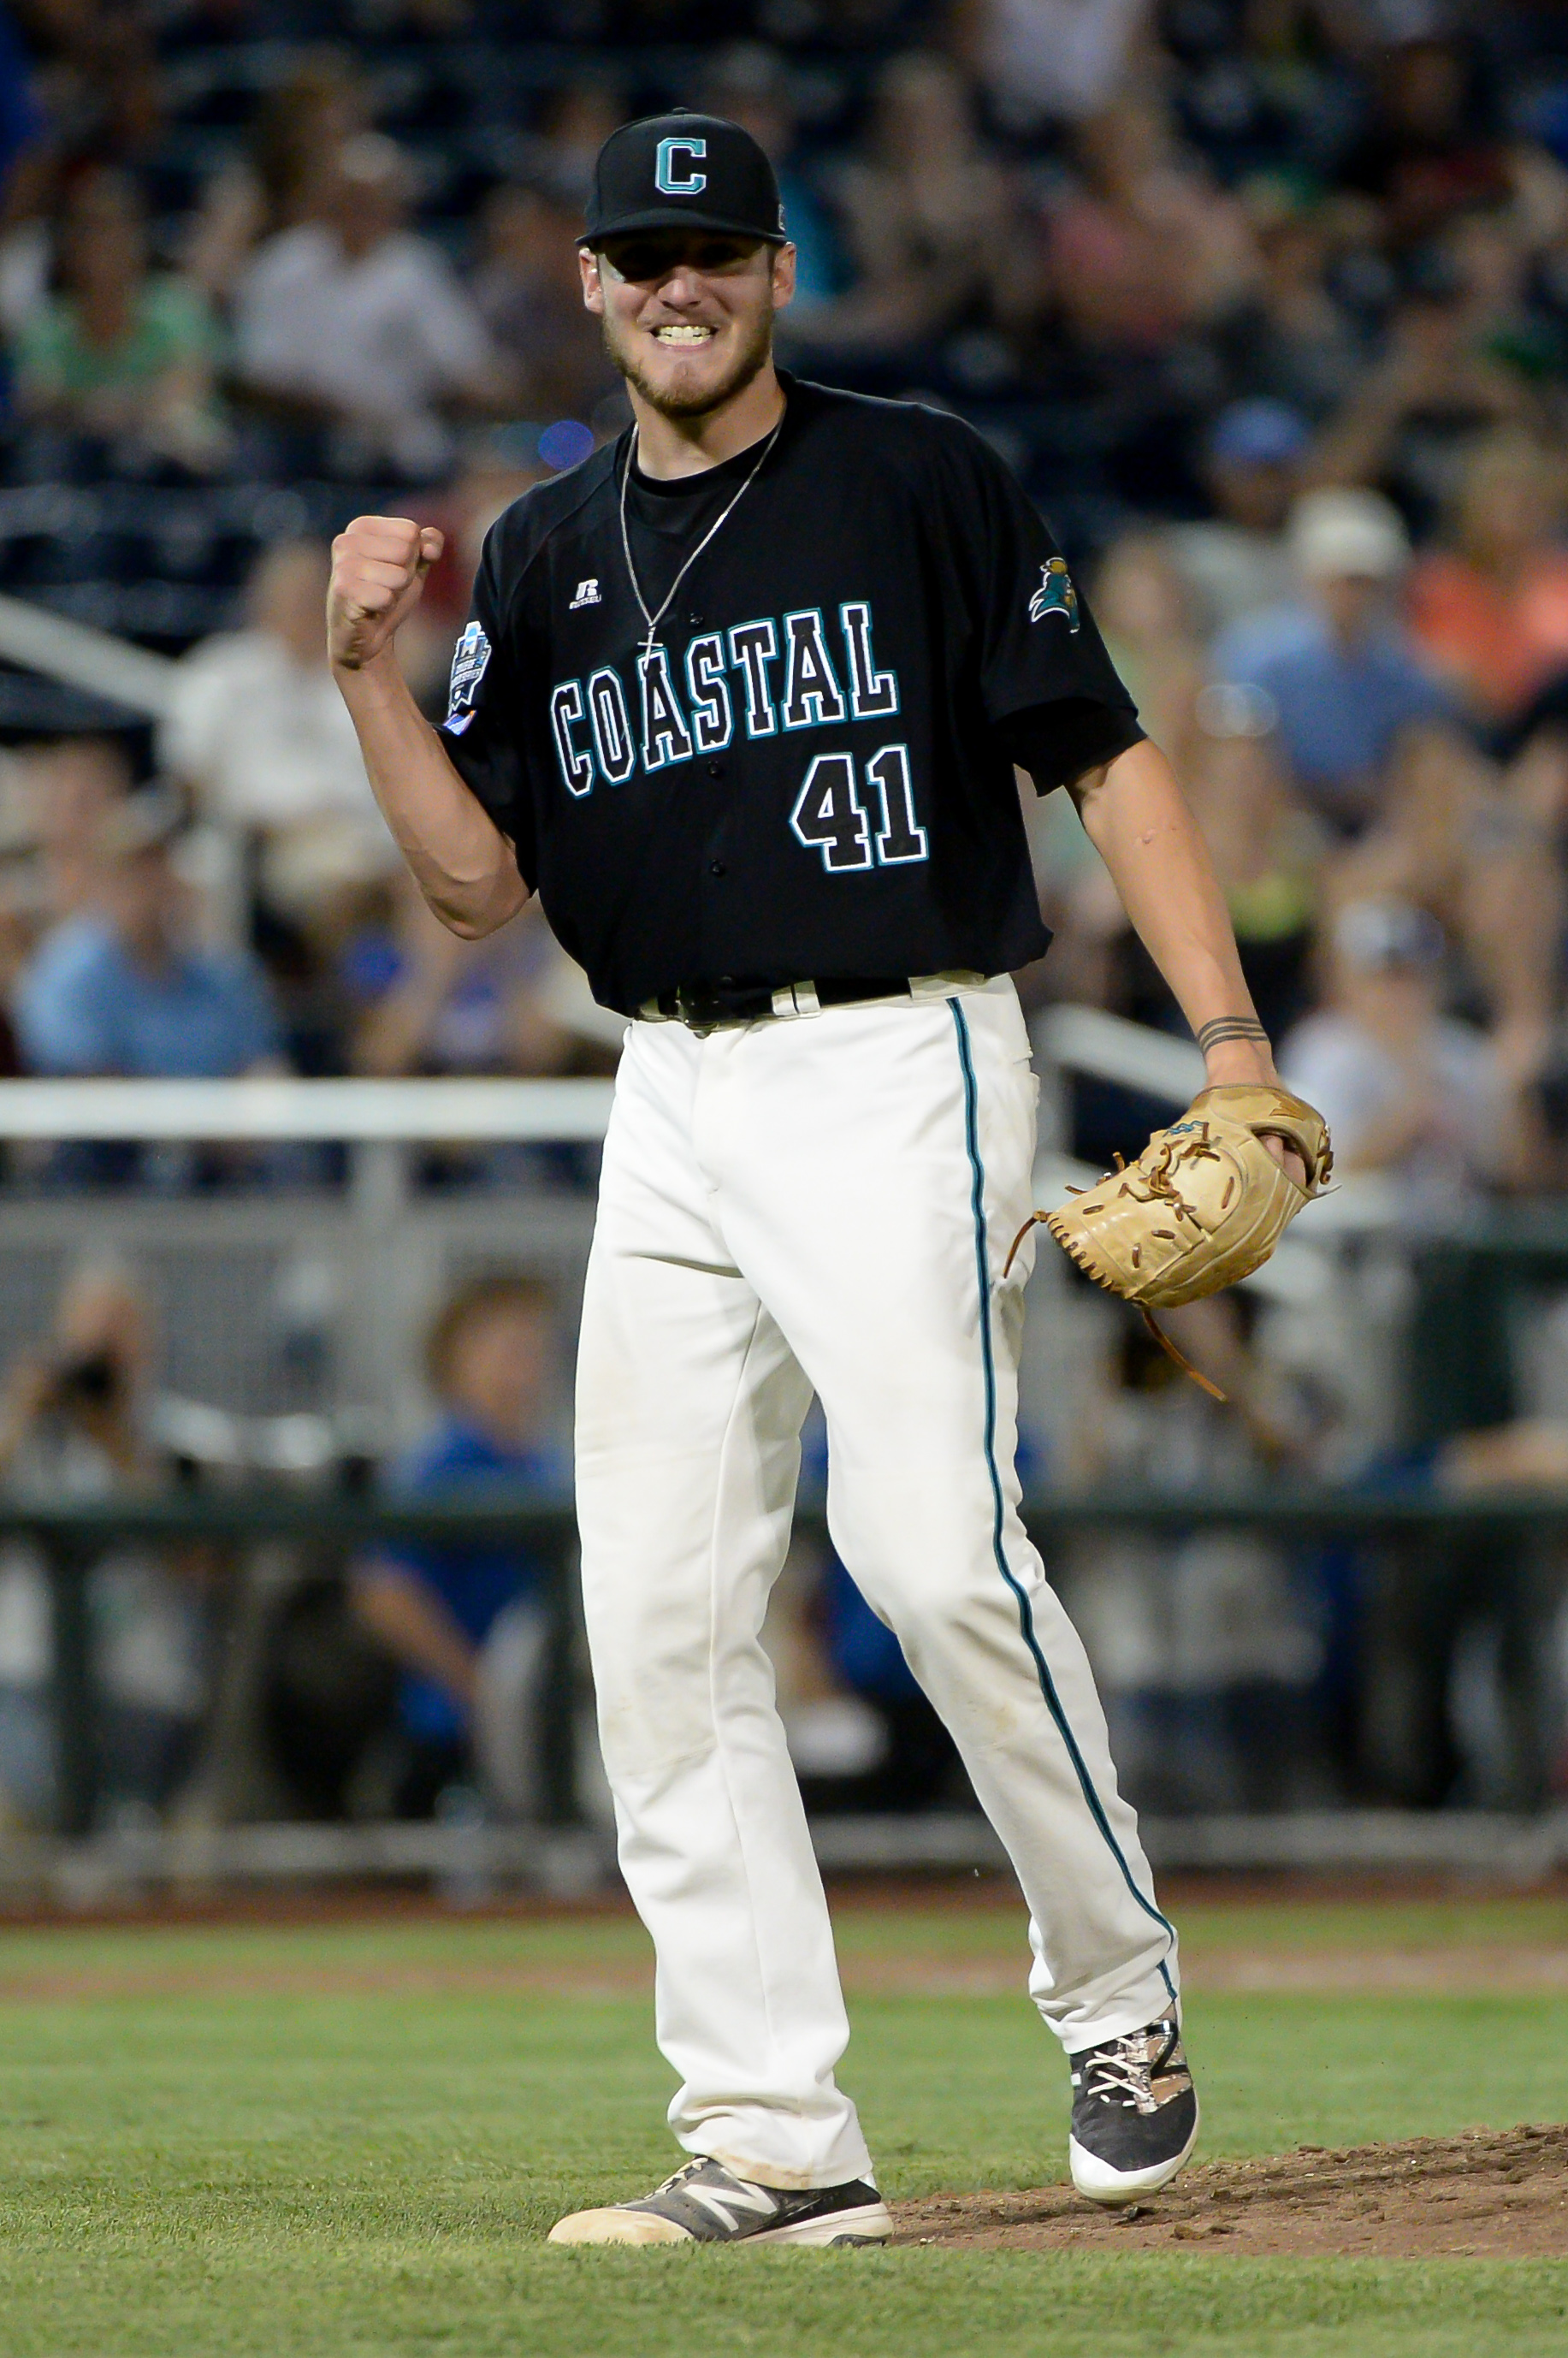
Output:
[892, 2124, 1568, 2258]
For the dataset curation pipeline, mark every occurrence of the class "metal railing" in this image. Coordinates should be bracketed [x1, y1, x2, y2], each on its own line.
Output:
[0, 1078, 618, 1433]
[6, 1484, 1566, 1890]
[0, 1076, 616, 1141]
[21, 1491, 582, 1850]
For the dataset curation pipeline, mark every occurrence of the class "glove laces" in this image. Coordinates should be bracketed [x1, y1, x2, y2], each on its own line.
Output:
[1003, 1125, 1229, 1401]
[1114, 1124, 1222, 1226]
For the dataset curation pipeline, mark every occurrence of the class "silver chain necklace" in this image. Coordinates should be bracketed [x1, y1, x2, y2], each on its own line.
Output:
[618, 412, 784, 663]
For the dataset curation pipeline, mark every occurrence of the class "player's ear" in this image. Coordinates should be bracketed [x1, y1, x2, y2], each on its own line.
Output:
[771, 240, 796, 314]
[579, 245, 606, 316]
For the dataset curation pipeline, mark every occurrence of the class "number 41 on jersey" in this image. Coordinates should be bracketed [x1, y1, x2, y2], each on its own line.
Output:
[790, 744, 928, 873]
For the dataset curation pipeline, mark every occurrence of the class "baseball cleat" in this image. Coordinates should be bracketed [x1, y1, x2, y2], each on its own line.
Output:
[547, 2155, 892, 2248]
[1068, 2006, 1199, 2207]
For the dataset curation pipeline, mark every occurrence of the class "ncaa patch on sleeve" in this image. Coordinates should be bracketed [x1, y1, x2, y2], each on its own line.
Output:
[445, 620, 492, 734]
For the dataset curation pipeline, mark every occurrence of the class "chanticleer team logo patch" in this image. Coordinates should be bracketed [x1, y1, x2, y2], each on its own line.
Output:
[1028, 556, 1080, 631]
[445, 620, 492, 734]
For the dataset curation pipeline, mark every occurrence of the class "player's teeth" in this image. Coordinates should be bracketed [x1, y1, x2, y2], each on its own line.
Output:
[655, 325, 713, 342]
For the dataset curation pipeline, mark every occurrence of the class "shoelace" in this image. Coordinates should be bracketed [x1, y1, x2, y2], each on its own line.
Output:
[650, 2159, 710, 2195]
[1082, 2022, 1183, 2110]
[647, 2157, 781, 2204]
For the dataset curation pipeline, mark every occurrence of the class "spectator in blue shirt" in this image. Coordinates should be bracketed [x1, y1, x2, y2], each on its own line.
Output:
[1213, 489, 1452, 836]
[14, 791, 280, 1079]
[353, 1273, 565, 1820]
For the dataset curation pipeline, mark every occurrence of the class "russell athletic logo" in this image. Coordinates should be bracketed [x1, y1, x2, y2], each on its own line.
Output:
[654, 136, 707, 195]
[569, 578, 602, 609]
[1028, 555, 1080, 631]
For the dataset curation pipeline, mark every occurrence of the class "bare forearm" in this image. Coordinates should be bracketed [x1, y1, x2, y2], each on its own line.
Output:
[1072, 739, 1271, 1081]
[353, 1565, 479, 1709]
[334, 650, 528, 939]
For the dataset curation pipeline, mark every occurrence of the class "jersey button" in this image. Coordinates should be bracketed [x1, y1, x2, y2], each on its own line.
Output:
[708, 860, 727, 877]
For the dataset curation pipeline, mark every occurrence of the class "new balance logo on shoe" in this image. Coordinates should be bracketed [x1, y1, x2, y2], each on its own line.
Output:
[569, 578, 601, 609]
[683, 2178, 780, 2233]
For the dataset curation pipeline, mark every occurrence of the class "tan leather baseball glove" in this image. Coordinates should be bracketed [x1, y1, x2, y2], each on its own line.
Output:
[1009, 1083, 1333, 1395]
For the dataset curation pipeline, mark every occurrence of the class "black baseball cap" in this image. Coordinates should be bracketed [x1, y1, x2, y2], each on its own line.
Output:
[580, 111, 787, 248]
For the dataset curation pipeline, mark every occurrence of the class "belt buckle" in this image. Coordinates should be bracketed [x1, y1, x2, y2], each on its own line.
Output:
[675, 985, 718, 1037]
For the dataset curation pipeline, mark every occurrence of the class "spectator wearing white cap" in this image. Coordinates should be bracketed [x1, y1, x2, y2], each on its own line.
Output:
[1280, 897, 1520, 1220]
[1213, 489, 1452, 833]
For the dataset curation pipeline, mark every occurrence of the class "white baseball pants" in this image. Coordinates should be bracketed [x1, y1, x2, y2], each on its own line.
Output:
[575, 975, 1177, 2189]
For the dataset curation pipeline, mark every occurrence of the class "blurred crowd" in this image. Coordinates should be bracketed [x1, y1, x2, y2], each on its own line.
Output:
[0, 3, 1561, 1209]
[0, 5, 1561, 1195]
[1, 3, 1568, 1828]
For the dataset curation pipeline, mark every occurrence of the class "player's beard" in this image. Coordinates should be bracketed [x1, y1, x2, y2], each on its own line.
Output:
[603, 305, 773, 420]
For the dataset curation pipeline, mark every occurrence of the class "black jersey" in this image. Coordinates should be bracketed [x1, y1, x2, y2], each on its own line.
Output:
[440, 375, 1143, 1016]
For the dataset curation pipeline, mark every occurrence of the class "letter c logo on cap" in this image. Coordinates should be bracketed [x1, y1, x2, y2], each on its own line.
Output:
[654, 136, 707, 196]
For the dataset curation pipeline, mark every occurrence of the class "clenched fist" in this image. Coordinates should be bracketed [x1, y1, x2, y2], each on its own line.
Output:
[328, 515, 445, 672]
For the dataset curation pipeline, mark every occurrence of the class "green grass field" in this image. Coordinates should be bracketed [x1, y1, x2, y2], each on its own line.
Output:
[1, 1895, 1565, 2356]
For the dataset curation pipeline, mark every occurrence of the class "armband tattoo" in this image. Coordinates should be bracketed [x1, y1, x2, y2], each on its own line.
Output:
[1195, 1016, 1270, 1055]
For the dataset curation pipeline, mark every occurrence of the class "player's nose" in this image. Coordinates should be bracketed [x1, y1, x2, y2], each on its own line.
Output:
[653, 265, 709, 309]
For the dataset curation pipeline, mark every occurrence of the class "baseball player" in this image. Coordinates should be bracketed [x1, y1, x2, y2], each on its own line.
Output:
[328, 112, 1314, 2248]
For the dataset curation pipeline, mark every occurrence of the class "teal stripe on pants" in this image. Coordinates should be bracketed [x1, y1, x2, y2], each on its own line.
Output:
[948, 996, 1176, 2003]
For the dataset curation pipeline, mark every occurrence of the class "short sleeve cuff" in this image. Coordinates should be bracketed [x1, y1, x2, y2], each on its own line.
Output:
[1000, 698, 1146, 795]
